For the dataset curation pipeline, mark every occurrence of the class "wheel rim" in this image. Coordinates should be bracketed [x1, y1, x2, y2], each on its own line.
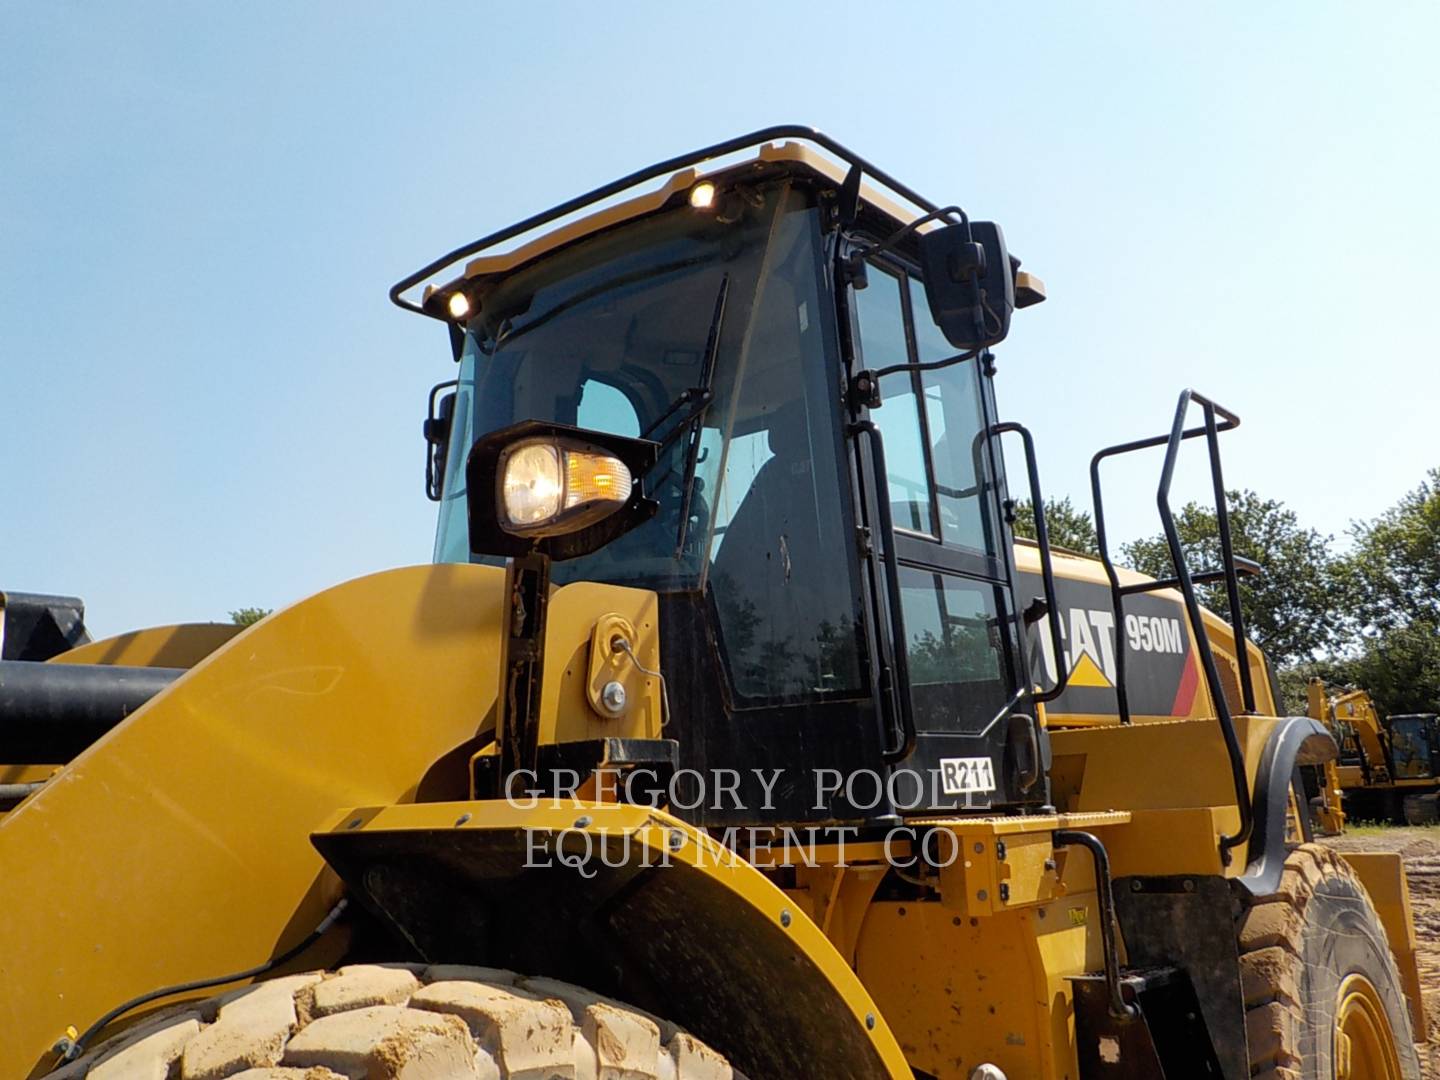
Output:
[1334, 972, 1404, 1079]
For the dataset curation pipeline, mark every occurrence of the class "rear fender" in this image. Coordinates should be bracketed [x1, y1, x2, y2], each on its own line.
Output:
[313, 799, 912, 1080]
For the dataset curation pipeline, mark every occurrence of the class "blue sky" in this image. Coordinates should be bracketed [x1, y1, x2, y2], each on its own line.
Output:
[4, 4, 1437, 637]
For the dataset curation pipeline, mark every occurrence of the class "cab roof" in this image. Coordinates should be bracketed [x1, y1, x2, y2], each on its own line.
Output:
[390, 125, 956, 323]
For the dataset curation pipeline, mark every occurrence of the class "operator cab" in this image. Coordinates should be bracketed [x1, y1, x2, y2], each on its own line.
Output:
[410, 133, 1053, 827]
[1389, 714, 1440, 780]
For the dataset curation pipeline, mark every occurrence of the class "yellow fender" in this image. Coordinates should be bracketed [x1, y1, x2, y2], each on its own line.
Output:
[314, 798, 914, 1080]
[50, 622, 244, 669]
[0, 564, 506, 1077]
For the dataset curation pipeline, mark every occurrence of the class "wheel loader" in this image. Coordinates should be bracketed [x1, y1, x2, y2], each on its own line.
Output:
[0, 126, 1428, 1079]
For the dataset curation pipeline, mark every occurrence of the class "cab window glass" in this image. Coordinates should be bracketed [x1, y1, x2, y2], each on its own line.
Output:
[853, 268, 934, 535]
[909, 276, 960, 364]
[576, 378, 640, 437]
[707, 428, 769, 559]
[924, 364, 996, 554]
[899, 568, 1010, 730]
[905, 277, 997, 555]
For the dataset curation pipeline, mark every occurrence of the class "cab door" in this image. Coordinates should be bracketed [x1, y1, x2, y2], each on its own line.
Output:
[847, 256, 1039, 813]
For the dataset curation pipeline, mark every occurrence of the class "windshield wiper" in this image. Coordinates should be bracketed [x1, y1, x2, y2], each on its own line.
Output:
[641, 273, 730, 451]
[671, 274, 730, 554]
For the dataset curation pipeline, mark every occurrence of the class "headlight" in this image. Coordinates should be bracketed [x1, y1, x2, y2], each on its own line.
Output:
[499, 437, 634, 537]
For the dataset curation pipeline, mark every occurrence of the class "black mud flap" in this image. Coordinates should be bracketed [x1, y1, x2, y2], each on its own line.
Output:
[1072, 966, 1223, 1077]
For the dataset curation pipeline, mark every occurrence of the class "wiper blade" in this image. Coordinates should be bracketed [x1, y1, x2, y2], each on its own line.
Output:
[673, 274, 730, 554]
[641, 273, 730, 451]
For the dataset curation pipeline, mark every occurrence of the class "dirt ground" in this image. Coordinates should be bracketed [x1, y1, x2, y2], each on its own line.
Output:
[1323, 827, 1440, 1076]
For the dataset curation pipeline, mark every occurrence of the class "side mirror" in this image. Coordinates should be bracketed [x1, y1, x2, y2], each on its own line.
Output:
[917, 221, 1015, 351]
[424, 381, 458, 501]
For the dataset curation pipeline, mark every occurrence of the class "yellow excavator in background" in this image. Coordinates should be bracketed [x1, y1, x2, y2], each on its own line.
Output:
[0, 127, 1427, 1079]
[1308, 678, 1440, 826]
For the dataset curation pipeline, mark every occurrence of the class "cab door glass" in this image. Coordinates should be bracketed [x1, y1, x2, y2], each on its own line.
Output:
[899, 567, 1010, 731]
[852, 267, 934, 535]
[908, 278, 997, 556]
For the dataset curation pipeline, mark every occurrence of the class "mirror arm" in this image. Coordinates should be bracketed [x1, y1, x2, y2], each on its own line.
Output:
[841, 204, 970, 281]
[851, 204, 970, 262]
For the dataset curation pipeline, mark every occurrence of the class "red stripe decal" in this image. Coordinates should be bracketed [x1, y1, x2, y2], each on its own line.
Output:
[1171, 652, 1200, 716]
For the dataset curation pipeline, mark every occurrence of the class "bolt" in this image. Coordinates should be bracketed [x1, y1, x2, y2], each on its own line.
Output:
[1130, 879, 1143, 892]
[668, 830, 683, 851]
[1183, 878, 1196, 893]
[977, 889, 989, 902]
[574, 815, 592, 828]
[1044, 858, 1057, 872]
[347, 817, 362, 830]
[974, 842, 985, 854]
[999, 883, 1010, 902]
[865, 1013, 876, 1030]
[600, 680, 627, 715]
[455, 812, 471, 827]
[780, 909, 792, 928]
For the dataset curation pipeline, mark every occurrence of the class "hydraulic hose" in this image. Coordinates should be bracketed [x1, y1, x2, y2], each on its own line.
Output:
[52, 898, 349, 1067]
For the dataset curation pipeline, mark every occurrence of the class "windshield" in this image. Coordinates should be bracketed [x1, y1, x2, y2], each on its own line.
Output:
[1391, 717, 1434, 778]
[434, 182, 867, 705]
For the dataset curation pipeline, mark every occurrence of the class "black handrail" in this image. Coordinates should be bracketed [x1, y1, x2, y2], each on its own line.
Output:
[389, 124, 959, 318]
[1089, 389, 1254, 864]
[991, 421, 1069, 705]
[1054, 830, 1136, 1020]
[850, 420, 917, 764]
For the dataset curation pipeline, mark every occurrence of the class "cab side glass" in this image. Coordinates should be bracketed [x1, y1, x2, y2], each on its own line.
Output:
[908, 278, 998, 556]
[899, 568, 1010, 731]
[853, 266, 935, 536]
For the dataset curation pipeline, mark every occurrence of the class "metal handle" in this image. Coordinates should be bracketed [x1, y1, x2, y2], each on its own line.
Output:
[850, 420, 917, 764]
[991, 421, 1069, 705]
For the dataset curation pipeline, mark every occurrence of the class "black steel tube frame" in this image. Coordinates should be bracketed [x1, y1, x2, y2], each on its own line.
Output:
[1088, 389, 1255, 863]
[849, 420, 917, 764]
[390, 125, 960, 318]
[991, 421, 1069, 705]
[1054, 829, 1137, 1020]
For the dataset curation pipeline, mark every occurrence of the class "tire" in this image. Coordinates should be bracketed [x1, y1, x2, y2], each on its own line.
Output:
[51, 964, 739, 1080]
[1402, 793, 1440, 826]
[1237, 844, 1422, 1079]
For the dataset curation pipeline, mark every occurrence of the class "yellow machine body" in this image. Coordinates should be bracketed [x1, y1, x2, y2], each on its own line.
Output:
[1, 551, 1422, 1078]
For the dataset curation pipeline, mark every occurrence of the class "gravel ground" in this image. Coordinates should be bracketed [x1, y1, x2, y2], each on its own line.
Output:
[1323, 827, 1440, 1076]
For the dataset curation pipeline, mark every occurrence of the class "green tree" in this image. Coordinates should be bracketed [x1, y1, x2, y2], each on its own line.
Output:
[1343, 467, 1440, 629]
[1325, 468, 1440, 716]
[1317, 622, 1440, 717]
[1120, 489, 1342, 667]
[1011, 497, 1100, 557]
[229, 607, 272, 627]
